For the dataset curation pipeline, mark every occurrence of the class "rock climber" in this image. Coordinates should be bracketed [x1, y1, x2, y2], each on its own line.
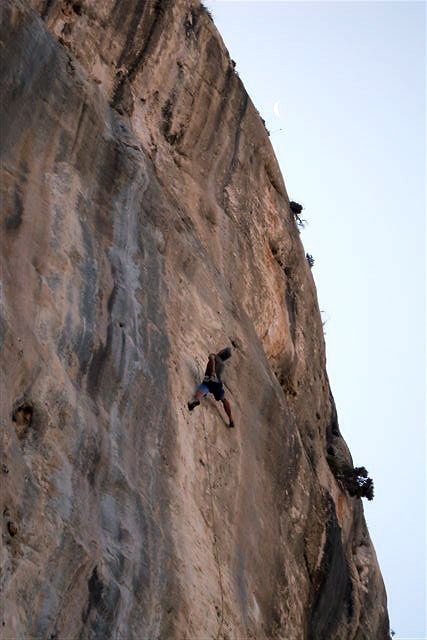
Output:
[188, 347, 235, 428]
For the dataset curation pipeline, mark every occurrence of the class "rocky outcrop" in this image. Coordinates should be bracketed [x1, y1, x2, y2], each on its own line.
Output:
[0, 1, 390, 638]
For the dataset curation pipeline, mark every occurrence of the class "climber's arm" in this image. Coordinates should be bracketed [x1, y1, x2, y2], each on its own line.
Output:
[205, 353, 216, 379]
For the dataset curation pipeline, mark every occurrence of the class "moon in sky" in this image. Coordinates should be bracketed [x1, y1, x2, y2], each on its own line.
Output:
[273, 100, 281, 119]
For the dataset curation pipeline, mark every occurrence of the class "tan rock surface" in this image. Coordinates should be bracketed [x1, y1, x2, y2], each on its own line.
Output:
[1, 1, 390, 638]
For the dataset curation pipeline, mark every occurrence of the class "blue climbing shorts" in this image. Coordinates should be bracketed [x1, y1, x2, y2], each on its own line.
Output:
[197, 380, 225, 402]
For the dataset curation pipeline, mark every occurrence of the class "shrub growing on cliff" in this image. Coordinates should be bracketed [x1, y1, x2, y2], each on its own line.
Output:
[289, 201, 307, 229]
[306, 253, 315, 268]
[327, 448, 375, 500]
[345, 466, 374, 501]
[199, 2, 213, 20]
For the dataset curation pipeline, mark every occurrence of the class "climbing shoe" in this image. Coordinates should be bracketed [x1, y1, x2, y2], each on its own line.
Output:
[188, 400, 200, 411]
[228, 420, 235, 428]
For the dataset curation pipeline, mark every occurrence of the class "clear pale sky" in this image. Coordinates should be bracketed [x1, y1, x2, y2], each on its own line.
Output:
[205, 1, 426, 637]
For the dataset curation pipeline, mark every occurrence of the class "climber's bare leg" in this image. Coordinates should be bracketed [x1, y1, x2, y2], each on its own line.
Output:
[221, 398, 234, 428]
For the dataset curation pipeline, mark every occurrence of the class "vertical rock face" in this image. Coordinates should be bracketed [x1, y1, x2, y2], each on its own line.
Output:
[0, 1, 390, 638]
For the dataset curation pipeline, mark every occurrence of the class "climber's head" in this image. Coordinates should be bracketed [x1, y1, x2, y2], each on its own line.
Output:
[217, 347, 232, 361]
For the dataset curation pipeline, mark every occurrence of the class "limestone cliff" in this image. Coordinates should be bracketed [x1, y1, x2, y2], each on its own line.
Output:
[0, 1, 390, 638]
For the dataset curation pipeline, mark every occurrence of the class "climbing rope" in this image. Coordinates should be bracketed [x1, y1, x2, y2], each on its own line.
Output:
[201, 418, 225, 640]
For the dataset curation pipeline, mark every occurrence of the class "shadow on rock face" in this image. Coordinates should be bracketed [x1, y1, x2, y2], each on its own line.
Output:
[82, 565, 121, 638]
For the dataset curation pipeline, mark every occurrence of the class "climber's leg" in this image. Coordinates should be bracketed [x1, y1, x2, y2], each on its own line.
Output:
[188, 384, 208, 411]
[221, 397, 234, 428]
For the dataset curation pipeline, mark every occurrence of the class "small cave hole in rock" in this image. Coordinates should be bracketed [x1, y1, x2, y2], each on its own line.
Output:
[12, 402, 33, 426]
[12, 402, 34, 439]
[11, 400, 46, 442]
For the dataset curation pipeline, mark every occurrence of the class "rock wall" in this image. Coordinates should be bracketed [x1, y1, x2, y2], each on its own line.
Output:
[0, 1, 390, 638]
